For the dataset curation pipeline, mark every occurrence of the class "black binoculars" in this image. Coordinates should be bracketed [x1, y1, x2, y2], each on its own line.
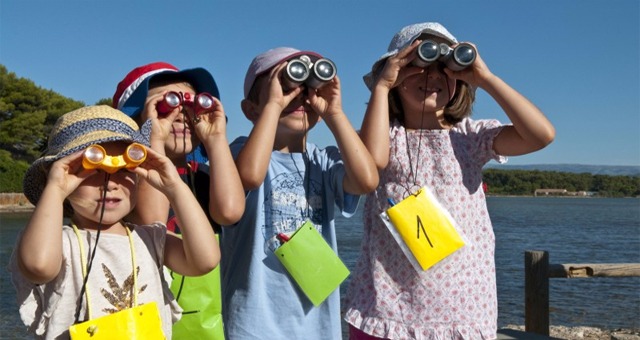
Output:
[413, 40, 476, 71]
[282, 55, 337, 91]
[156, 91, 215, 116]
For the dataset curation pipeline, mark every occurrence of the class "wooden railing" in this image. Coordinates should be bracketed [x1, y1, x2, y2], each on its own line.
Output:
[524, 250, 640, 335]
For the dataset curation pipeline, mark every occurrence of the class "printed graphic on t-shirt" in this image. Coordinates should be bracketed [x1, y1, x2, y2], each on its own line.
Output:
[263, 171, 322, 253]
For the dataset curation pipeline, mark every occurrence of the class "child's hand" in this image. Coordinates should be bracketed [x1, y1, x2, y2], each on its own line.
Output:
[376, 40, 425, 90]
[443, 42, 492, 88]
[132, 147, 182, 194]
[142, 92, 182, 149]
[46, 151, 97, 200]
[307, 75, 343, 118]
[187, 96, 227, 140]
[258, 62, 303, 114]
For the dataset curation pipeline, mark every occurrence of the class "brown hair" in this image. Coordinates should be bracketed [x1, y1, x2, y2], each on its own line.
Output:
[388, 79, 475, 125]
[371, 56, 476, 125]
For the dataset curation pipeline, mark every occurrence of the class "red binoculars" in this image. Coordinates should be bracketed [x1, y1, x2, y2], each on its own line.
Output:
[156, 91, 215, 116]
[82, 143, 147, 174]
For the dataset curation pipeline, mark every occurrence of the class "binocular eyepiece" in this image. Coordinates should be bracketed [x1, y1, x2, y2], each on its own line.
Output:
[414, 40, 476, 71]
[83, 143, 147, 174]
[282, 55, 337, 91]
[156, 91, 215, 116]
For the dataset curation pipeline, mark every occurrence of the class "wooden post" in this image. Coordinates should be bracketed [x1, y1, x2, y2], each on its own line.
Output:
[525, 250, 549, 335]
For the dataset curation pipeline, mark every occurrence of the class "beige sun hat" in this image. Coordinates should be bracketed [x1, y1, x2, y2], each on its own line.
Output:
[23, 105, 151, 205]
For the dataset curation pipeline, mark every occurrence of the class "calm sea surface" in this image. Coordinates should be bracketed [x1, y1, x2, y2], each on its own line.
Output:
[1, 197, 639, 337]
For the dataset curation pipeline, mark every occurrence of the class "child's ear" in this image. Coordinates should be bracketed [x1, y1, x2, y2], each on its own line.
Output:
[241, 99, 259, 122]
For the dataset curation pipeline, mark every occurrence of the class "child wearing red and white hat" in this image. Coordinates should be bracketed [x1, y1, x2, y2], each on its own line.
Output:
[112, 63, 245, 338]
[112, 62, 244, 229]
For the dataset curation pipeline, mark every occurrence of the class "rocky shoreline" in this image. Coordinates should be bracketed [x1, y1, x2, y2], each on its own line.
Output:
[502, 325, 640, 340]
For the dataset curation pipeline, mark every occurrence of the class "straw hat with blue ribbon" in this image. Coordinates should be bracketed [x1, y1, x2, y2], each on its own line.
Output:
[23, 105, 151, 205]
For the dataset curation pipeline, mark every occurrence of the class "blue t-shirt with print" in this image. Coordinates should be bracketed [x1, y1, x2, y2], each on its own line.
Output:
[221, 137, 359, 340]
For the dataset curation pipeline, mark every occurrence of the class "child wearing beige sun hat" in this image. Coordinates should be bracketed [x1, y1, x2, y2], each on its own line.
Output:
[10, 105, 220, 339]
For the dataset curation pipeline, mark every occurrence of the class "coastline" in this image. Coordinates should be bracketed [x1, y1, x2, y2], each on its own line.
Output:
[501, 325, 640, 340]
[0, 193, 33, 213]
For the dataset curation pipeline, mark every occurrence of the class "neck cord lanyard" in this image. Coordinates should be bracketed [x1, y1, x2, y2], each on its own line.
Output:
[71, 223, 137, 321]
[71, 173, 137, 323]
[291, 148, 311, 220]
[402, 71, 430, 198]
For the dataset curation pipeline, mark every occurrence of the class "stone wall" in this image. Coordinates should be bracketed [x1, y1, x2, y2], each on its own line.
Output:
[0, 193, 33, 210]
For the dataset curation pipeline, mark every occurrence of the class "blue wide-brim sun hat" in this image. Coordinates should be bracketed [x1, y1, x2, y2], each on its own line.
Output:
[112, 62, 220, 164]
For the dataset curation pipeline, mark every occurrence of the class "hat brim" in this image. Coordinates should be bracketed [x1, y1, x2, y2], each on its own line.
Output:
[23, 107, 151, 206]
[363, 26, 458, 90]
[120, 68, 220, 117]
[23, 132, 144, 205]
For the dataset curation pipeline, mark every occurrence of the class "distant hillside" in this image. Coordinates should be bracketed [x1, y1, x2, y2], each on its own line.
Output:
[483, 163, 640, 177]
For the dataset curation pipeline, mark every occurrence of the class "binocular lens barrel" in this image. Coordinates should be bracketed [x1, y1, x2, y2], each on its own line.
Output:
[287, 60, 310, 82]
[283, 59, 310, 91]
[451, 43, 476, 69]
[415, 40, 440, 68]
[84, 145, 105, 164]
[307, 58, 337, 89]
[196, 94, 214, 110]
[157, 92, 182, 114]
[126, 144, 147, 162]
[313, 59, 336, 81]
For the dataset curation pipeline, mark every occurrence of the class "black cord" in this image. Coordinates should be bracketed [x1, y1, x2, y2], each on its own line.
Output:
[73, 173, 109, 324]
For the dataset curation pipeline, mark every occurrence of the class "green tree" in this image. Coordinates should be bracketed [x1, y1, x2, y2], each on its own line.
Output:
[95, 97, 113, 106]
[0, 64, 84, 193]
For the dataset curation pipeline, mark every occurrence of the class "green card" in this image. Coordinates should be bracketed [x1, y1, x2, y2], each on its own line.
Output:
[274, 221, 350, 306]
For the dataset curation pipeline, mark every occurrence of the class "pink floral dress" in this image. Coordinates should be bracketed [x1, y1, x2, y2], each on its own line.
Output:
[345, 118, 506, 340]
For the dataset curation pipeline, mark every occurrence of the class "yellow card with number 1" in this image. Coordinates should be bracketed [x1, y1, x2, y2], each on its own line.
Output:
[381, 187, 465, 271]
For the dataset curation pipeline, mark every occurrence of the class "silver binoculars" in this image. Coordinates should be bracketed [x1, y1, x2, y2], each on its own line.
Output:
[414, 40, 476, 71]
[283, 55, 337, 91]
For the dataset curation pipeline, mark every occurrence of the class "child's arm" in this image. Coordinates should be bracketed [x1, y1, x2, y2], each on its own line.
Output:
[360, 40, 425, 169]
[192, 97, 245, 225]
[308, 76, 379, 195]
[235, 63, 303, 190]
[127, 94, 181, 225]
[17, 152, 95, 284]
[133, 148, 219, 276]
[445, 43, 556, 156]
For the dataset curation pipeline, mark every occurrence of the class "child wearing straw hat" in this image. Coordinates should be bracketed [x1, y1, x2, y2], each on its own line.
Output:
[8, 105, 220, 339]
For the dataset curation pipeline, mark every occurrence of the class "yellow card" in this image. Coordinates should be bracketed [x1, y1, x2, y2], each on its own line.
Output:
[383, 187, 465, 271]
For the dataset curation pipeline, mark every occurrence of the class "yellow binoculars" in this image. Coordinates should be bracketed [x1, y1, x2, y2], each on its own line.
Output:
[82, 143, 147, 174]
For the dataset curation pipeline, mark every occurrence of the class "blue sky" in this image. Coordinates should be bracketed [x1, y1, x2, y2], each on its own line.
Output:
[1, 1, 638, 166]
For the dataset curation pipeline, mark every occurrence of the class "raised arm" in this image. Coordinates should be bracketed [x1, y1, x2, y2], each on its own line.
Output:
[134, 147, 218, 276]
[360, 40, 426, 169]
[445, 43, 555, 156]
[127, 94, 179, 225]
[309, 76, 378, 195]
[236, 63, 303, 190]
[17, 152, 93, 284]
[194, 97, 245, 225]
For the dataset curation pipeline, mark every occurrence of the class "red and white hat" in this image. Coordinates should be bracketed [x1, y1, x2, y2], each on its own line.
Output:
[112, 62, 220, 117]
